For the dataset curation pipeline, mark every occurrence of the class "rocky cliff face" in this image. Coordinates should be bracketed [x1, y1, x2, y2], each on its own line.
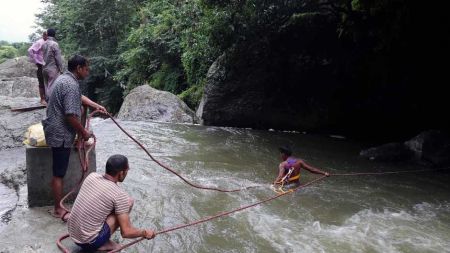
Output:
[197, 13, 337, 132]
[0, 57, 45, 150]
[196, 12, 449, 141]
[118, 85, 199, 124]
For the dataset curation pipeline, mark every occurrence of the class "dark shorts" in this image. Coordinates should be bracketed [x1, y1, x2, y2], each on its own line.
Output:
[76, 222, 111, 252]
[52, 147, 71, 178]
[36, 64, 44, 88]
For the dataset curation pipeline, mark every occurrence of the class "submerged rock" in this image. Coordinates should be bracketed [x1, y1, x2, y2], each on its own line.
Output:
[405, 130, 450, 166]
[118, 85, 198, 124]
[360, 130, 450, 166]
[360, 142, 413, 162]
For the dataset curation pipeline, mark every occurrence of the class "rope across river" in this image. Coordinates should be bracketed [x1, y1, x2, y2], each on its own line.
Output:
[56, 112, 447, 252]
[107, 115, 257, 193]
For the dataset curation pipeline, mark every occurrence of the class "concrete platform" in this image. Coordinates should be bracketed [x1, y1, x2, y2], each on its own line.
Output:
[26, 146, 96, 207]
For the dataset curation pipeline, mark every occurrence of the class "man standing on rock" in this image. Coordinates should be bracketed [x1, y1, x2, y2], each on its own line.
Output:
[27, 31, 48, 105]
[68, 154, 155, 251]
[42, 28, 63, 101]
[42, 54, 107, 220]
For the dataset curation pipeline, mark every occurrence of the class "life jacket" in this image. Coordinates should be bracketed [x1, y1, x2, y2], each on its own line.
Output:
[283, 158, 300, 183]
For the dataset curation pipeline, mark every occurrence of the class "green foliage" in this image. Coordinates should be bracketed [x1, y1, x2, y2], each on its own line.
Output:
[150, 63, 186, 93]
[35, 0, 142, 113]
[116, 0, 222, 108]
[12, 42, 31, 56]
[82, 56, 124, 114]
[0, 45, 18, 63]
[35, 0, 441, 118]
[116, 0, 185, 93]
[0, 41, 30, 63]
[178, 81, 204, 109]
[37, 0, 141, 57]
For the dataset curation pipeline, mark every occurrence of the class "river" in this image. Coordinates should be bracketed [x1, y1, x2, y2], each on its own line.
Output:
[91, 118, 450, 252]
[1, 118, 449, 252]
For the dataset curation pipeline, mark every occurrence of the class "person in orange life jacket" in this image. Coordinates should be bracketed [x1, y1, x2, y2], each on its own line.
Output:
[273, 146, 329, 186]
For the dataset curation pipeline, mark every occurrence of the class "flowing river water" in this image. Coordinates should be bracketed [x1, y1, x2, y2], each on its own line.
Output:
[90, 119, 450, 253]
[1, 118, 450, 252]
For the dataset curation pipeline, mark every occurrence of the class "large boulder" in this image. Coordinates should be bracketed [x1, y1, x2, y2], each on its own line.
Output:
[0, 96, 45, 150]
[0, 56, 44, 150]
[0, 76, 39, 98]
[196, 13, 337, 131]
[0, 57, 36, 78]
[117, 85, 198, 124]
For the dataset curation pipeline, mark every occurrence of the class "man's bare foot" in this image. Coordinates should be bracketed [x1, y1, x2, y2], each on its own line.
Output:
[48, 207, 66, 219]
[40, 99, 47, 106]
[60, 211, 70, 222]
[97, 240, 121, 251]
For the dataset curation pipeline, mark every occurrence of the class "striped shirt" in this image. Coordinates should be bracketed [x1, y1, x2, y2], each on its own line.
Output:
[42, 71, 81, 148]
[68, 172, 130, 244]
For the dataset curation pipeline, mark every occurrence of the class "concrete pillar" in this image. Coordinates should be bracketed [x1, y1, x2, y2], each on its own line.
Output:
[26, 146, 96, 207]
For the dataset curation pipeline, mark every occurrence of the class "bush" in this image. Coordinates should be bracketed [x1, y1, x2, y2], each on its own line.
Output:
[0, 45, 18, 63]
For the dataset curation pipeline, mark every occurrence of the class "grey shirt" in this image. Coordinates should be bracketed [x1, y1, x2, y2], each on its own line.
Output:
[42, 71, 82, 148]
[42, 37, 63, 73]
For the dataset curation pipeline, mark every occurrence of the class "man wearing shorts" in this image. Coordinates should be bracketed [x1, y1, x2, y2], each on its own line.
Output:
[68, 154, 155, 251]
[42, 54, 107, 220]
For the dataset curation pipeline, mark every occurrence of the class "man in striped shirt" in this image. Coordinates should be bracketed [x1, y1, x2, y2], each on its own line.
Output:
[68, 154, 155, 251]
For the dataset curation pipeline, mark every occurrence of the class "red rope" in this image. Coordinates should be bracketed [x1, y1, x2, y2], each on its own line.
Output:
[57, 110, 100, 253]
[56, 112, 449, 252]
[106, 114, 257, 192]
[59, 110, 99, 214]
[56, 233, 70, 253]
[108, 175, 329, 253]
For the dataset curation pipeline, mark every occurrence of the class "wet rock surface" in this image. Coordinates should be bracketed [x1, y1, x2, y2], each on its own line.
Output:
[0, 193, 80, 253]
[0, 56, 45, 151]
[0, 57, 36, 79]
[0, 96, 45, 150]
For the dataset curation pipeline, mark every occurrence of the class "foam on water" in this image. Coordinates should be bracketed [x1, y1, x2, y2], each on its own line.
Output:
[247, 201, 450, 253]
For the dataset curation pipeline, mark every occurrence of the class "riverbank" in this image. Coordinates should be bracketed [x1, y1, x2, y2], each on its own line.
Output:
[0, 147, 68, 253]
[0, 191, 73, 252]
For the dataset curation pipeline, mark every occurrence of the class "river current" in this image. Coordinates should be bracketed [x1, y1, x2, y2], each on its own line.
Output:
[85, 118, 450, 252]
